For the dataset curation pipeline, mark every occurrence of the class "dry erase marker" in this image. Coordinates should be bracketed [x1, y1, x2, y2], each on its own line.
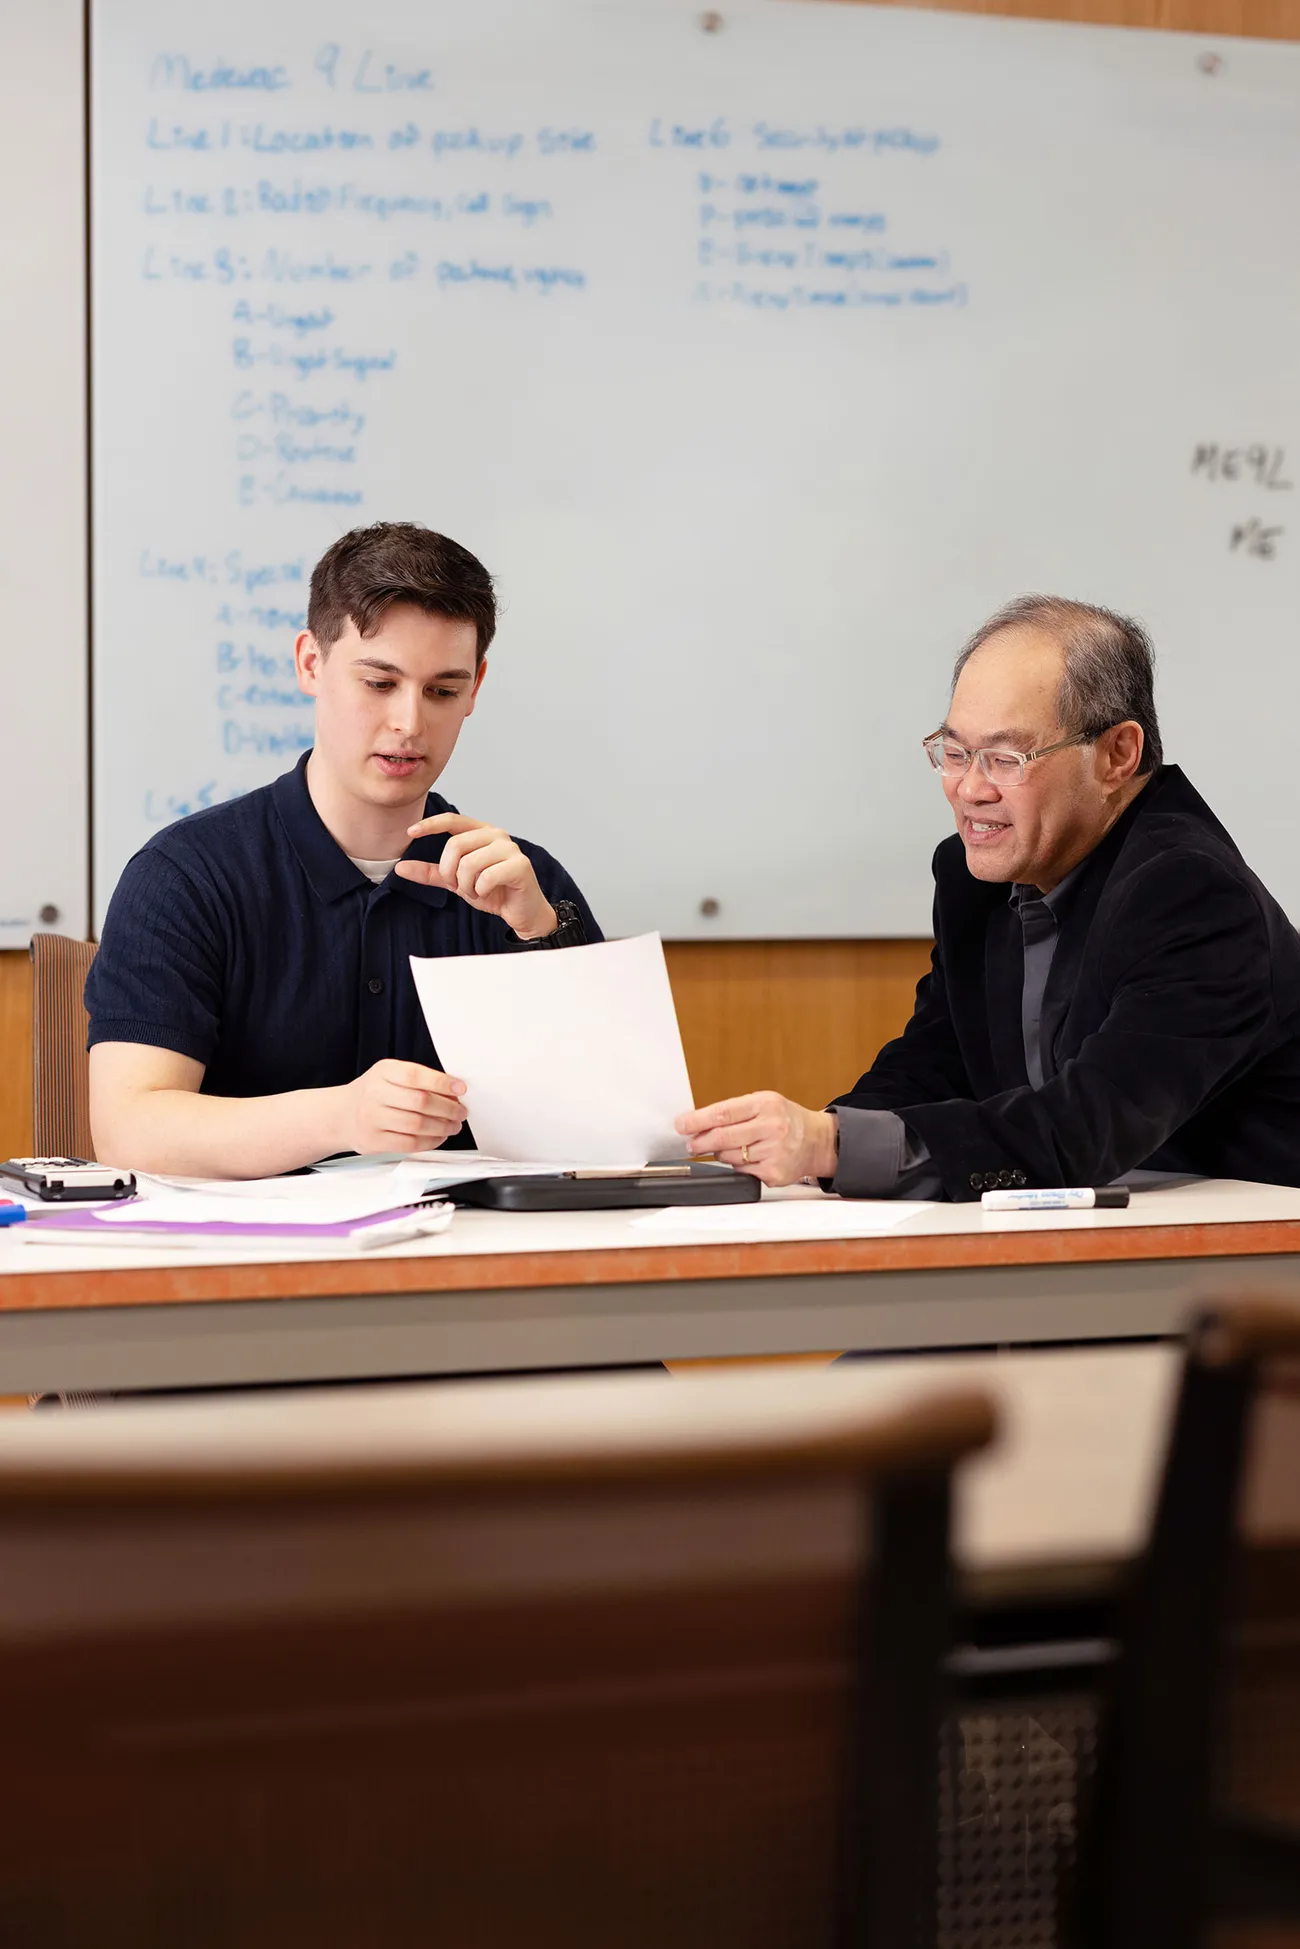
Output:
[982, 1187, 1130, 1212]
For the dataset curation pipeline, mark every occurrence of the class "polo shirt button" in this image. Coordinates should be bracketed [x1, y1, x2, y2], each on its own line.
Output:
[367, 977, 384, 995]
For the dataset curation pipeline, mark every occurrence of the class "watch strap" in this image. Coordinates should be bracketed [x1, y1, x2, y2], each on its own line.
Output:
[514, 898, 586, 950]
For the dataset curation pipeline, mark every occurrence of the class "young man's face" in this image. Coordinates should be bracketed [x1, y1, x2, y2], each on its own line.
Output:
[295, 602, 486, 809]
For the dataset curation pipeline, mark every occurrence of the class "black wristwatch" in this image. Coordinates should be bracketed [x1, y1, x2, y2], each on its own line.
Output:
[514, 898, 587, 950]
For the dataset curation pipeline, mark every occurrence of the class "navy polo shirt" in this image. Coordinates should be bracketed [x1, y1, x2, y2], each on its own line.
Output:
[86, 752, 602, 1140]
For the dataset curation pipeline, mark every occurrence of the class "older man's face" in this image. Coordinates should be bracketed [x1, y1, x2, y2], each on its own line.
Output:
[941, 626, 1109, 892]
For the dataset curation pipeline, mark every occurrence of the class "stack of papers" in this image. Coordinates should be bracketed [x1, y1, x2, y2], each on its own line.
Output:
[19, 1164, 457, 1251]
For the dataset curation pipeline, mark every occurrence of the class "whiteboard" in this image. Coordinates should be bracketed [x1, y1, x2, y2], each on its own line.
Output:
[0, 2, 87, 946]
[92, 0, 1300, 938]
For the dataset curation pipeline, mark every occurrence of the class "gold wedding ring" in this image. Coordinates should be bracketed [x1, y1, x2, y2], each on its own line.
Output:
[741, 1143, 751, 1165]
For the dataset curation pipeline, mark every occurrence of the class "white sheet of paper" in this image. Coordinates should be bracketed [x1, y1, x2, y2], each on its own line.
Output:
[99, 1167, 438, 1227]
[103, 1158, 621, 1227]
[409, 933, 693, 1166]
[312, 1153, 595, 1185]
[630, 1199, 936, 1242]
[400, 1155, 625, 1190]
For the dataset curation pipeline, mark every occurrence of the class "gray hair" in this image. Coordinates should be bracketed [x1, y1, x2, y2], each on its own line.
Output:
[953, 594, 1162, 775]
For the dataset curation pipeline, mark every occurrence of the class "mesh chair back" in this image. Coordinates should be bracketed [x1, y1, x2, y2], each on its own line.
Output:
[1214, 1350, 1300, 1854]
[1074, 1300, 1300, 1949]
[29, 932, 97, 1159]
[0, 1366, 994, 1949]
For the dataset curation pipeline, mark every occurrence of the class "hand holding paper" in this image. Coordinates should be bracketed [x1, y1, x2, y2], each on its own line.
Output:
[336, 1058, 467, 1155]
[409, 933, 693, 1165]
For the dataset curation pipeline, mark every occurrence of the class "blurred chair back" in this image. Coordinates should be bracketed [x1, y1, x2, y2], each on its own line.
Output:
[29, 932, 97, 1159]
[0, 1366, 995, 1949]
[1072, 1298, 1300, 1949]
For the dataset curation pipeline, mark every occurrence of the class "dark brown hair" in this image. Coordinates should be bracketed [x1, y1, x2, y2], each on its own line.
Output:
[308, 523, 497, 663]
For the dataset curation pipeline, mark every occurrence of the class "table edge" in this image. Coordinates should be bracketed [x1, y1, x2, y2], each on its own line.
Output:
[2, 1215, 1300, 1313]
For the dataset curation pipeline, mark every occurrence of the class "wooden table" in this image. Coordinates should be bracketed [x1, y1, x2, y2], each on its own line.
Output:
[0, 1177, 1297, 1395]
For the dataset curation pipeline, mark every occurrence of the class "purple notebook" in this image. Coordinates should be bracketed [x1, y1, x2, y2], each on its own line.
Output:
[29, 1202, 429, 1240]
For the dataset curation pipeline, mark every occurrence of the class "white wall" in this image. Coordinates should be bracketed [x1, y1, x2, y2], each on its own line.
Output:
[0, 1, 88, 943]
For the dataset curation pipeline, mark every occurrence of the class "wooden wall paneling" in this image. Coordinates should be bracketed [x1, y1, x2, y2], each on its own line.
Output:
[0, 950, 32, 1164]
[0, 934, 930, 1168]
[665, 940, 932, 1112]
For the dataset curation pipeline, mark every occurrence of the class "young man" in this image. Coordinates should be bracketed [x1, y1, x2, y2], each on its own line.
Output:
[88, 523, 599, 1177]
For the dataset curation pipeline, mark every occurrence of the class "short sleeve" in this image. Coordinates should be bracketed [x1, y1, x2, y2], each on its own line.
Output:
[85, 844, 228, 1067]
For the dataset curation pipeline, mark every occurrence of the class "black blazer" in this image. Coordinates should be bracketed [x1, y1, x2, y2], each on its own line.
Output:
[834, 767, 1300, 1201]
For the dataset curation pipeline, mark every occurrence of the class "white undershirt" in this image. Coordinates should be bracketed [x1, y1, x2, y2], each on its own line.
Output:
[348, 855, 402, 886]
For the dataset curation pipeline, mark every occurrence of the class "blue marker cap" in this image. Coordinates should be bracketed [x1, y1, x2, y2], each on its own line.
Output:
[0, 1202, 26, 1227]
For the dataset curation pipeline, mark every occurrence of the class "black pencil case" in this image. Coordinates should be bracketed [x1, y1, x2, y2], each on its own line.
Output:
[448, 1162, 761, 1212]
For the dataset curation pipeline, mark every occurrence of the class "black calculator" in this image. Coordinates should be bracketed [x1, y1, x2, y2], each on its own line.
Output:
[0, 1158, 137, 1201]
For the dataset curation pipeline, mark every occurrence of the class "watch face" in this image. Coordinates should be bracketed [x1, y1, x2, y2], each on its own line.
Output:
[541, 900, 585, 947]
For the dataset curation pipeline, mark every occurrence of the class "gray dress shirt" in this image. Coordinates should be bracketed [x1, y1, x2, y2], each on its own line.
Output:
[832, 866, 1083, 1199]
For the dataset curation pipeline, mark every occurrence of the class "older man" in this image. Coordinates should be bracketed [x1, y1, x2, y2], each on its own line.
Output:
[677, 595, 1300, 1200]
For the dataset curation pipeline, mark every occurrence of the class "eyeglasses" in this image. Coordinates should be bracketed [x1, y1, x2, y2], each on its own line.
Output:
[922, 731, 1097, 787]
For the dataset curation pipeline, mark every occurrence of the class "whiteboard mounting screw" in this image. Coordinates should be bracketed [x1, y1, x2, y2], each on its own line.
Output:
[699, 11, 725, 32]
[700, 897, 721, 918]
[1197, 50, 1223, 73]
[38, 905, 60, 926]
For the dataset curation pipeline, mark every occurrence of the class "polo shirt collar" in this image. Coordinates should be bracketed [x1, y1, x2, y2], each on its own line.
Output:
[271, 752, 451, 909]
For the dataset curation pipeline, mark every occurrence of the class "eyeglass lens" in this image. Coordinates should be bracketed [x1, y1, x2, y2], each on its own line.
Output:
[926, 738, 1026, 784]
